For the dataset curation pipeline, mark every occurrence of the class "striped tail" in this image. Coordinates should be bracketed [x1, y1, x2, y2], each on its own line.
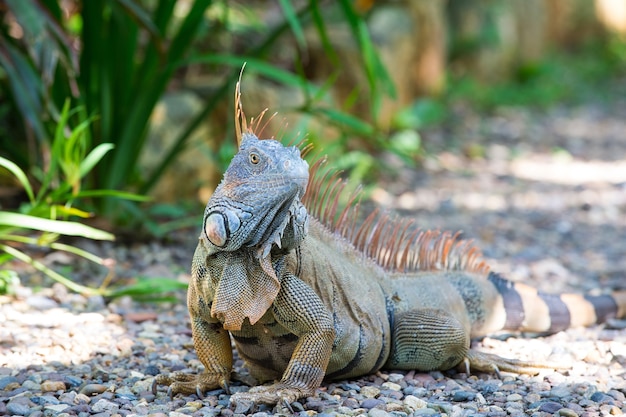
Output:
[487, 272, 626, 333]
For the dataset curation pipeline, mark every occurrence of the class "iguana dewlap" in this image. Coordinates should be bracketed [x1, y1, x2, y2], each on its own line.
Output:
[156, 128, 626, 406]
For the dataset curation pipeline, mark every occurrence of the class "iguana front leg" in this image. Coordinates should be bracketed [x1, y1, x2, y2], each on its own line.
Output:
[156, 316, 232, 396]
[155, 272, 233, 397]
[231, 273, 335, 405]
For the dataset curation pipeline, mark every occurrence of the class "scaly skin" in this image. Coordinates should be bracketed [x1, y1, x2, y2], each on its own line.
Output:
[155, 133, 626, 406]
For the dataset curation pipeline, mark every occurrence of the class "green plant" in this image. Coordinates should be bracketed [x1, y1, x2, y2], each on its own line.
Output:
[1, 0, 396, 226]
[0, 101, 184, 299]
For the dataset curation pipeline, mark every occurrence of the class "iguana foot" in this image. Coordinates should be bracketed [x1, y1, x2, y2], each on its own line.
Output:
[154, 371, 229, 398]
[463, 349, 570, 376]
[230, 383, 313, 405]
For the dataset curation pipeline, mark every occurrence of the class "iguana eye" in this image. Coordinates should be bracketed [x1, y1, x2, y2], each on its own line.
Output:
[249, 153, 260, 164]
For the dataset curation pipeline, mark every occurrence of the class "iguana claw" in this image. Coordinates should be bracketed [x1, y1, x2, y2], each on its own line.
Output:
[153, 372, 230, 398]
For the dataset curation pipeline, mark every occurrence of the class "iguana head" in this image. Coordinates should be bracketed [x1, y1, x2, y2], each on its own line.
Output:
[202, 132, 309, 330]
[201, 132, 309, 259]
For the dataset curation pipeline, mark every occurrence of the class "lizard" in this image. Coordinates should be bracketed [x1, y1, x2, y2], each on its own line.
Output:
[155, 89, 626, 406]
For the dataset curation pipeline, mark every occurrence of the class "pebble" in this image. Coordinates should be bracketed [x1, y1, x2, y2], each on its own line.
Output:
[507, 393, 523, 402]
[404, 395, 428, 411]
[368, 407, 391, 417]
[538, 401, 563, 413]
[362, 398, 385, 409]
[413, 407, 438, 416]
[41, 380, 66, 392]
[558, 407, 580, 417]
[381, 381, 402, 391]
[361, 386, 381, 398]
[80, 383, 108, 395]
[91, 398, 119, 413]
[453, 390, 476, 401]
[6, 402, 32, 416]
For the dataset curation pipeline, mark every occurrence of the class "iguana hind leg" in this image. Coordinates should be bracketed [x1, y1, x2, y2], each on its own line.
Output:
[386, 308, 568, 375]
[387, 308, 470, 371]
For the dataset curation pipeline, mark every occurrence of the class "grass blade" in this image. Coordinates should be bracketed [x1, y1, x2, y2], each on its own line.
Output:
[278, 0, 307, 51]
[75, 190, 151, 201]
[0, 156, 35, 204]
[79, 143, 114, 178]
[0, 212, 114, 240]
[0, 243, 102, 295]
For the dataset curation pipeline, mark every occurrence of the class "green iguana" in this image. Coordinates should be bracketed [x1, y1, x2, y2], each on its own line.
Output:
[155, 92, 626, 406]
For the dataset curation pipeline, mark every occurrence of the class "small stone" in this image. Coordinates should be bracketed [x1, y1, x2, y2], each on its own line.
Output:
[388, 373, 405, 383]
[44, 404, 70, 413]
[21, 380, 41, 391]
[91, 398, 119, 413]
[41, 380, 66, 392]
[361, 386, 381, 398]
[550, 386, 572, 399]
[386, 401, 406, 412]
[343, 397, 360, 408]
[404, 386, 427, 397]
[558, 408, 579, 417]
[507, 393, 523, 402]
[7, 402, 32, 416]
[412, 408, 438, 416]
[590, 392, 614, 404]
[138, 391, 156, 402]
[80, 383, 108, 396]
[0, 375, 19, 390]
[382, 382, 402, 391]
[64, 375, 83, 387]
[368, 408, 391, 417]
[26, 294, 59, 310]
[145, 365, 160, 376]
[526, 393, 541, 404]
[403, 395, 427, 411]
[453, 391, 476, 401]
[170, 412, 191, 417]
[74, 393, 91, 404]
[362, 398, 385, 409]
[608, 390, 626, 402]
[539, 401, 563, 413]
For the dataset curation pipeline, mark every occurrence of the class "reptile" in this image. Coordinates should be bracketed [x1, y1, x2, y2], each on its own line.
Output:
[155, 90, 626, 406]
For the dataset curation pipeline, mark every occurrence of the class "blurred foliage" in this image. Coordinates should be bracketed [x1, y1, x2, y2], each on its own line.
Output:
[0, 101, 158, 297]
[446, 38, 626, 111]
[1, 0, 394, 227]
[0, 0, 395, 295]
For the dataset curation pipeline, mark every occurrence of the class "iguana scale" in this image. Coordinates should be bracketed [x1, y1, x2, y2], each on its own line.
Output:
[156, 91, 626, 405]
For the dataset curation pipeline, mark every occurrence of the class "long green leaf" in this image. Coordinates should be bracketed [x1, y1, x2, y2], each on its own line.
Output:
[2, 234, 106, 265]
[0, 156, 35, 203]
[0, 244, 101, 295]
[75, 189, 151, 201]
[79, 143, 114, 178]
[187, 54, 311, 91]
[278, 0, 307, 50]
[107, 277, 187, 300]
[312, 107, 375, 136]
[0, 212, 114, 240]
[0, 42, 47, 142]
[310, 0, 337, 65]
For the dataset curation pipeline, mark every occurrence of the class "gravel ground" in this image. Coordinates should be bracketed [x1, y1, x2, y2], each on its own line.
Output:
[2, 100, 626, 417]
